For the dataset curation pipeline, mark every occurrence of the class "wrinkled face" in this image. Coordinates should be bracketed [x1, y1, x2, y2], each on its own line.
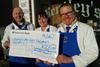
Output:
[60, 6, 75, 25]
[12, 7, 24, 23]
[38, 15, 48, 27]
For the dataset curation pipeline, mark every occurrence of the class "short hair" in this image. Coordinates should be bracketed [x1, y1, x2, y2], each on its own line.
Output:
[37, 11, 51, 25]
[59, 3, 78, 18]
[37, 11, 48, 19]
[12, 6, 24, 15]
[59, 3, 75, 14]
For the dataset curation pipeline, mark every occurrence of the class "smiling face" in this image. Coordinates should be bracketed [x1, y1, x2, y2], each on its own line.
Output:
[59, 5, 75, 25]
[38, 15, 48, 27]
[12, 7, 24, 23]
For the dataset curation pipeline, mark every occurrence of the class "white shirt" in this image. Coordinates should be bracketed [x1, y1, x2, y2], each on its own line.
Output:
[35, 25, 57, 32]
[57, 21, 99, 67]
[1, 22, 35, 48]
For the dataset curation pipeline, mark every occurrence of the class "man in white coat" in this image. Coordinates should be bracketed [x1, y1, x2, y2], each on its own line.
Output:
[56, 3, 99, 67]
[1, 7, 36, 67]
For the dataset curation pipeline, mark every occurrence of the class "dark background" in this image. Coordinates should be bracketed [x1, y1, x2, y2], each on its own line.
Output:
[0, 0, 12, 27]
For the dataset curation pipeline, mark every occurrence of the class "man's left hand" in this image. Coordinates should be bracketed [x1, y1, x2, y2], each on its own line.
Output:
[56, 54, 73, 64]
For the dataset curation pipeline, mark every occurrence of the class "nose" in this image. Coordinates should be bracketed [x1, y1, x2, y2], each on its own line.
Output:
[63, 15, 71, 20]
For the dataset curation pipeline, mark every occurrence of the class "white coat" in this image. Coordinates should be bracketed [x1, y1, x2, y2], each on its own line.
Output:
[35, 25, 57, 32]
[2, 22, 35, 49]
[57, 21, 99, 67]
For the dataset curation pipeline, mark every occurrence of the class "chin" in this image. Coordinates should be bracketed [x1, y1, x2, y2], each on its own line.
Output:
[16, 20, 22, 22]
[66, 24, 71, 25]
[64, 22, 71, 25]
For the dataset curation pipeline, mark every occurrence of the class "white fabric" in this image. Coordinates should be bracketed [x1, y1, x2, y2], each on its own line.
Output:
[57, 21, 99, 67]
[1, 22, 35, 49]
[35, 25, 57, 32]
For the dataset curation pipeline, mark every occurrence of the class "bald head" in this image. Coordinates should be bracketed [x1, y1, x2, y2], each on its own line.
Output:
[12, 7, 24, 23]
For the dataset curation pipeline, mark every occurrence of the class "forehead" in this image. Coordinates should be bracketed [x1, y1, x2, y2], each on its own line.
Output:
[38, 15, 42, 17]
[13, 7, 23, 13]
[60, 6, 73, 13]
[38, 15, 46, 18]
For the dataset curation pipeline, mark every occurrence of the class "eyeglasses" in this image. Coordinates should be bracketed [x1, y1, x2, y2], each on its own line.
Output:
[60, 11, 74, 17]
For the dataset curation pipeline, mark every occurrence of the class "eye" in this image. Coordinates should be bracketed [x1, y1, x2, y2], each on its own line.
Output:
[60, 11, 73, 16]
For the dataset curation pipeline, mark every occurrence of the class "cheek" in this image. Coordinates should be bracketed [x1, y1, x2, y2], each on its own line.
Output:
[15, 14, 23, 18]
[13, 15, 17, 19]
[39, 22, 42, 26]
[62, 16, 73, 21]
[38, 20, 43, 25]
[39, 22, 44, 26]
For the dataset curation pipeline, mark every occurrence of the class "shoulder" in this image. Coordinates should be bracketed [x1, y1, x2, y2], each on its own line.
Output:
[25, 22, 35, 30]
[77, 21, 94, 36]
[49, 25, 57, 32]
[57, 23, 66, 32]
[78, 21, 93, 30]
[5, 23, 13, 30]
[35, 27, 41, 31]
[49, 25, 57, 29]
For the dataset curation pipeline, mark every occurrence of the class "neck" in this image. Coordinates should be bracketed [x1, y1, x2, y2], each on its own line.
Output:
[67, 18, 77, 27]
[41, 27, 46, 31]
[19, 22, 24, 25]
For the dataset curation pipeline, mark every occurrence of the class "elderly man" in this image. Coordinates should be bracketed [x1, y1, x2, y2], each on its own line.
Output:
[1, 7, 35, 67]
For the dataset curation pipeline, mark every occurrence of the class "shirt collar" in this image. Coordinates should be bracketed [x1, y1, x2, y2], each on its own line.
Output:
[40, 25, 50, 32]
[12, 22, 19, 29]
[62, 19, 78, 32]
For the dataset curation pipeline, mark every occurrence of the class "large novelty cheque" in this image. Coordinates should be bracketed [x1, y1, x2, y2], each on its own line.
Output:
[9, 30, 59, 64]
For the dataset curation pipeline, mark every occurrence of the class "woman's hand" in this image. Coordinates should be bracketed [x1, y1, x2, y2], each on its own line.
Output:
[43, 61, 51, 66]
[36, 58, 41, 62]
[36, 58, 51, 66]
[56, 54, 73, 64]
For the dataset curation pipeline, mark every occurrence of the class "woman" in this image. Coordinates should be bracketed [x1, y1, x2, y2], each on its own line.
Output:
[35, 11, 57, 67]
[35, 11, 57, 32]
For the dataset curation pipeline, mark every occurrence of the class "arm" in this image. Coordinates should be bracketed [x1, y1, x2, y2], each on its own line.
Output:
[1, 27, 10, 49]
[72, 26, 99, 67]
[56, 54, 73, 64]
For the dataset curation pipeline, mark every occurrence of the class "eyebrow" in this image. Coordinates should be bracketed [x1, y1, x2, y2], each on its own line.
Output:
[60, 11, 73, 16]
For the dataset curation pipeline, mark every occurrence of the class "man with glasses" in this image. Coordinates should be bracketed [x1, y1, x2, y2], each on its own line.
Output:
[56, 3, 99, 67]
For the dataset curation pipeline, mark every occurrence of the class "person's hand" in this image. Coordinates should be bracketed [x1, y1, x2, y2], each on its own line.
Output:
[56, 54, 73, 64]
[36, 58, 41, 62]
[36, 58, 51, 66]
[43, 61, 51, 66]
[4, 41, 10, 48]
